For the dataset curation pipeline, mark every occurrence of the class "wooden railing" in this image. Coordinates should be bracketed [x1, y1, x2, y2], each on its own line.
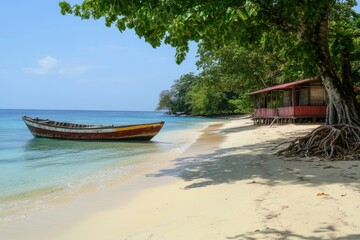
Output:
[253, 108, 277, 118]
[253, 106, 327, 118]
[277, 107, 293, 117]
[293, 106, 327, 117]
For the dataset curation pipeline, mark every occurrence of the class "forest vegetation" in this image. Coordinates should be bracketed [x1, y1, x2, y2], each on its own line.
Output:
[156, 43, 320, 116]
[60, 0, 360, 159]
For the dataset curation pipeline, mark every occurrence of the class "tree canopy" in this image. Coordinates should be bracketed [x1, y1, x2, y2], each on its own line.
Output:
[59, 1, 337, 63]
[60, 0, 360, 158]
[157, 41, 320, 116]
[59, 0, 360, 118]
[156, 73, 197, 114]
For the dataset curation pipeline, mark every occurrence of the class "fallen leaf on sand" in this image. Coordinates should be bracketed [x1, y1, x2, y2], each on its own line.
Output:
[317, 192, 330, 197]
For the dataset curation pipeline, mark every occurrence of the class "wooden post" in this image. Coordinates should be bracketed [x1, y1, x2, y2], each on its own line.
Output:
[263, 93, 266, 108]
[270, 91, 273, 112]
[292, 86, 295, 118]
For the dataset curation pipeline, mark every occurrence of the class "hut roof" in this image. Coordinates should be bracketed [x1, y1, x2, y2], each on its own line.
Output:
[248, 78, 319, 95]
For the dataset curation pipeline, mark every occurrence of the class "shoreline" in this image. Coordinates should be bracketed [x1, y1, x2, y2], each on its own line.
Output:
[0, 119, 219, 224]
[0, 119, 225, 236]
[2, 117, 360, 239]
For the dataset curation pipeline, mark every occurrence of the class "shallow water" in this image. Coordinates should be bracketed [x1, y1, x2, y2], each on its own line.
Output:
[0, 109, 213, 223]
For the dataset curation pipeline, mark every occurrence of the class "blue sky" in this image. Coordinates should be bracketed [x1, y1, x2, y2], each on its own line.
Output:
[0, 1, 198, 111]
[1, 1, 360, 111]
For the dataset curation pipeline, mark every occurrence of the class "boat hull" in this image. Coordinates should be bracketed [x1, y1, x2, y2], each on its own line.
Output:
[23, 117, 164, 141]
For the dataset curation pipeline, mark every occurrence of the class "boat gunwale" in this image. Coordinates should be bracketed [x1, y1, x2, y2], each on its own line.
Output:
[22, 116, 165, 130]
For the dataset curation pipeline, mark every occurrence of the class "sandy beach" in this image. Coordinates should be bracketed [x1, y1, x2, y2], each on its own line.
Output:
[2, 117, 360, 240]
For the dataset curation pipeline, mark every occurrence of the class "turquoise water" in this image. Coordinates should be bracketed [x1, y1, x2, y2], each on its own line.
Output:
[0, 109, 212, 222]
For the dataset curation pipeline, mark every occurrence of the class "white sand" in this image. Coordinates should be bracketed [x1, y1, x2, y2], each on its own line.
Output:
[1, 117, 360, 240]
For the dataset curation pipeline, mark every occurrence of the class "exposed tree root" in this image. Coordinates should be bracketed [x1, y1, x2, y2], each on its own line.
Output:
[275, 124, 360, 160]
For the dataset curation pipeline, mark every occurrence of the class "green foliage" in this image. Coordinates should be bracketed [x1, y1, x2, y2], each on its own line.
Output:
[59, 0, 359, 76]
[60, 0, 360, 119]
[159, 43, 302, 116]
[156, 73, 197, 114]
[170, 73, 197, 114]
[59, 0, 316, 63]
[188, 42, 318, 115]
[228, 94, 254, 114]
[197, 43, 317, 88]
[328, 1, 360, 83]
[185, 80, 239, 116]
[156, 90, 172, 112]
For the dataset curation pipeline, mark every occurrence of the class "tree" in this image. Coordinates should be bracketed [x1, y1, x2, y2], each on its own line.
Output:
[160, 45, 286, 116]
[186, 83, 230, 116]
[156, 90, 173, 113]
[193, 44, 284, 115]
[156, 73, 197, 114]
[60, 0, 360, 158]
[185, 77, 239, 116]
[170, 73, 197, 114]
[195, 42, 319, 113]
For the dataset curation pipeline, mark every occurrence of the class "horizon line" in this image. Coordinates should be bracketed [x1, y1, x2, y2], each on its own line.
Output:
[0, 108, 164, 112]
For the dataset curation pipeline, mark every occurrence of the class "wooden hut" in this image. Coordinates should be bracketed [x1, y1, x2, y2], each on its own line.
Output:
[249, 78, 327, 125]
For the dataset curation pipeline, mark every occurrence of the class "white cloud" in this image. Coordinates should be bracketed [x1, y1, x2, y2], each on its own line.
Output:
[23, 56, 59, 75]
[23, 56, 99, 77]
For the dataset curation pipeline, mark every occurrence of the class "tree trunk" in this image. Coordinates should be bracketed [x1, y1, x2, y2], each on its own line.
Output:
[311, 4, 360, 126]
[276, 3, 360, 159]
[326, 99, 337, 125]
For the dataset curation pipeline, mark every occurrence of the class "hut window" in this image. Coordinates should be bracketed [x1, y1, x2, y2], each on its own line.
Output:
[310, 86, 326, 106]
[298, 88, 309, 106]
[283, 90, 292, 107]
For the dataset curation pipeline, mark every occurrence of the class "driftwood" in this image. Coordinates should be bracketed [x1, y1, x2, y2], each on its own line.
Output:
[275, 124, 360, 160]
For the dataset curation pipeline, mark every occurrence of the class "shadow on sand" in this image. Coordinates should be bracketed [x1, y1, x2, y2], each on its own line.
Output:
[227, 228, 360, 240]
[146, 121, 360, 239]
[147, 128, 360, 190]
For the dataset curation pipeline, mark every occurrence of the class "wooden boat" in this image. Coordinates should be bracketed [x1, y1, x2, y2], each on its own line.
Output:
[22, 116, 165, 141]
